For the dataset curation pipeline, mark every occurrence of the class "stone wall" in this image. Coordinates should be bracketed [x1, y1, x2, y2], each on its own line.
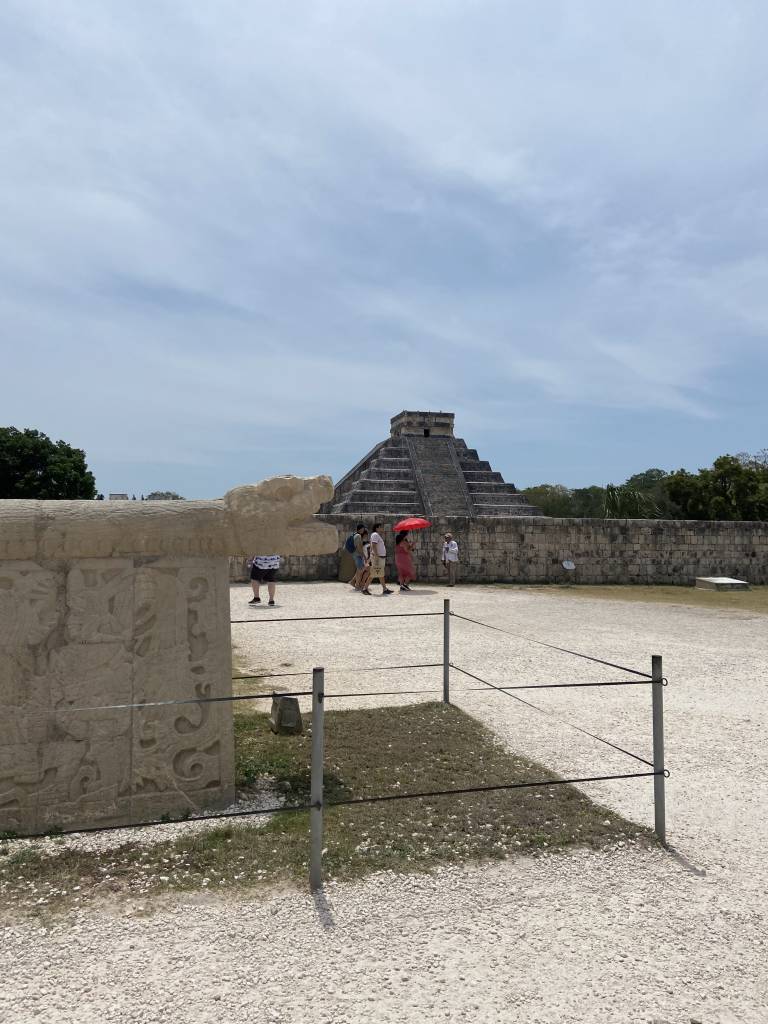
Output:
[230, 515, 768, 585]
[0, 556, 234, 835]
[0, 475, 338, 835]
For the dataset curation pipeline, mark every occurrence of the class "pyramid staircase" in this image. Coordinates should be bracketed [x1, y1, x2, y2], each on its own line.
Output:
[323, 422, 543, 518]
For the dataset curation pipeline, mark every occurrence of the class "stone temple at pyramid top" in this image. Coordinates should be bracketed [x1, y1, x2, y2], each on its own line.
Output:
[321, 411, 543, 519]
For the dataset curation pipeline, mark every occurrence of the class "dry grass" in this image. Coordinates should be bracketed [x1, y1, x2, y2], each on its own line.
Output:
[518, 583, 768, 614]
[0, 704, 651, 918]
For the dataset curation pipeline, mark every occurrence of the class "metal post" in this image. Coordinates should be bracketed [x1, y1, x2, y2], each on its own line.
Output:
[443, 599, 450, 704]
[651, 655, 666, 846]
[310, 667, 325, 890]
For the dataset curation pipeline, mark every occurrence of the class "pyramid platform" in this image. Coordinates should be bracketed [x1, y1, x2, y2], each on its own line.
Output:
[321, 410, 543, 519]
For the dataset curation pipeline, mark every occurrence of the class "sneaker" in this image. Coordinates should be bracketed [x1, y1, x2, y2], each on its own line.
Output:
[268, 599, 275, 606]
[382, 588, 393, 595]
[361, 589, 372, 595]
[399, 585, 408, 592]
[248, 597, 261, 604]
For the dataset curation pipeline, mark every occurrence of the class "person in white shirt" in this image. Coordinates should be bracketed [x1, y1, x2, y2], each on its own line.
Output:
[442, 533, 459, 587]
[249, 554, 281, 605]
[366, 522, 393, 595]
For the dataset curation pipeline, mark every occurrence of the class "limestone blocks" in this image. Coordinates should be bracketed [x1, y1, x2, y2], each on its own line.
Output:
[0, 475, 336, 835]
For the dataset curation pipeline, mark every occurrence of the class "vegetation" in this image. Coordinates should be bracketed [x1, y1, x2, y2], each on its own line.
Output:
[145, 491, 184, 500]
[0, 704, 649, 917]
[0, 427, 96, 499]
[522, 449, 768, 520]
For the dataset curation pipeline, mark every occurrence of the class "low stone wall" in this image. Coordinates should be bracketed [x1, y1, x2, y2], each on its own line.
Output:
[230, 515, 768, 585]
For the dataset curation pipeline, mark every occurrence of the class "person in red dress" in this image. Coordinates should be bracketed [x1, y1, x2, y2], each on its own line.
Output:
[394, 531, 416, 591]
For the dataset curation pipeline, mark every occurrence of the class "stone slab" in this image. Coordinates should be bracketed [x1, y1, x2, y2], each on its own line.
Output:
[695, 577, 750, 591]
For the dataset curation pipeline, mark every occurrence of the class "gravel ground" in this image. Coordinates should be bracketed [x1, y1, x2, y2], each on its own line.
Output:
[2, 581, 766, 1023]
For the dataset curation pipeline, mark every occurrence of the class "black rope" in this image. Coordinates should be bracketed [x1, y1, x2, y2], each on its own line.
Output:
[232, 671, 311, 680]
[451, 612, 653, 679]
[450, 663, 654, 768]
[324, 688, 442, 699]
[325, 770, 659, 809]
[7, 770, 660, 841]
[60, 690, 314, 713]
[457, 678, 653, 692]
[231, 612, 441, 624]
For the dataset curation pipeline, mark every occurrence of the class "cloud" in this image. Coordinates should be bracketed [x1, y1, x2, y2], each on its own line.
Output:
[1, 0, 767, 493]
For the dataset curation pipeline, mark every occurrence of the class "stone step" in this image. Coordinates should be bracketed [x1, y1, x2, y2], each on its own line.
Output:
[347, 489, 419, 500]
[335, 501, 425, 514]
[463, 471, 504, 484]
[374, 457, 412, 468]
[465, 481, 517, 494]
[354, 479, 418, 492]
[459, 459, 492, 472]
[468, 492, 527, 504]
[361, 468, 414, 479]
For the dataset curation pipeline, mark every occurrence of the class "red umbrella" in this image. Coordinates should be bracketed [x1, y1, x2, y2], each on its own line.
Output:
[393, 516, 432, 531]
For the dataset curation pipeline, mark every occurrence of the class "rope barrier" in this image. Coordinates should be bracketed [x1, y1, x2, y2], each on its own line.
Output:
[456, 678, 653, 691]
[451, 612, 653, 679]
[232, 671, 311, 680]
[231, 612, 441, 624]
[8, 770, 661, 840]
[325, 770, 660, 809]
[60, 690, 314, 713]
[450, 663, 654, 768]
[324, 688, 442, 700]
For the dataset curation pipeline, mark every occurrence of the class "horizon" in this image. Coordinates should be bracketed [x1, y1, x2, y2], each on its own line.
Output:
[2, 3, 766, 499]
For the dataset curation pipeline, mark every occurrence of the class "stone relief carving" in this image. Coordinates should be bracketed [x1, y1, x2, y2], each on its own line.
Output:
[0, 474, 336, 834]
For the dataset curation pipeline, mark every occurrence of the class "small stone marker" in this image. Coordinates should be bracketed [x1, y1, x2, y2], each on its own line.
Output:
[695, 576, 750, 591]
[269, 694, 304, 734]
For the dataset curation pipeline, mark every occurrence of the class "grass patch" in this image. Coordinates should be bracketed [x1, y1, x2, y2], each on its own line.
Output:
[0, 704, 652, 918]
[522, 583, 768, 614]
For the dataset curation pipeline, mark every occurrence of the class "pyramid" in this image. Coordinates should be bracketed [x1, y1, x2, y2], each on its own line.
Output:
[322, 411, 543, 518]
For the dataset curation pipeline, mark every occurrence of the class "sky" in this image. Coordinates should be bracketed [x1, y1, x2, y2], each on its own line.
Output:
[1, 1, 767, 498]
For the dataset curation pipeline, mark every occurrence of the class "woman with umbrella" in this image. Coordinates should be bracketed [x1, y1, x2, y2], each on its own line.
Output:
[393, 517, 431, 592]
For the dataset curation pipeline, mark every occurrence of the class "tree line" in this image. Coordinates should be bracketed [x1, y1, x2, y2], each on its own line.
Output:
[522, 452, 768, 521]
[0, 427, 183, 501]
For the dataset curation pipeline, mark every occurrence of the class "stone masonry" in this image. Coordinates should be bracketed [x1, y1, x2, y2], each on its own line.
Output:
[0, 475, 337, 835]
[321, 410, 543, 519]
[231, 515, 768, 586]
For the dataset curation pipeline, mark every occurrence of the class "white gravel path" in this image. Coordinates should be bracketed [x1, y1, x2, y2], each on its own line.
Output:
[2, 581, 766, 1023]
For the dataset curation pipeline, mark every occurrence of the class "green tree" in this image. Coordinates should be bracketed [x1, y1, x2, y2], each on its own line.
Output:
[603, 484, 661, 518]
[145, 491, 185, 500]
[571, 485, 606, 518]
[665, 455, 768, 520]
[521, 484, 575, 517]
[0, 427, 96, 499]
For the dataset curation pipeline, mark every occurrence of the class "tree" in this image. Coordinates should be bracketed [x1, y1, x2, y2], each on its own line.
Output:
[145, 491, 185, 500]
[0, 427, 96, 499]
[603, 484, 660, 519]
[521, 484, 575, 517]
[665, 455, 768, 520]
[571, 485, 606, 518]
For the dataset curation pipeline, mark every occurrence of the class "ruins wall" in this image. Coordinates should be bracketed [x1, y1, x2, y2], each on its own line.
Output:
[230, 514, 768, 585]
[0, 475, 337, 835]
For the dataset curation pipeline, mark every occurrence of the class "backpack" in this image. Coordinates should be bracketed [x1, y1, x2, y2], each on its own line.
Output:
[344, 533, 357, 553]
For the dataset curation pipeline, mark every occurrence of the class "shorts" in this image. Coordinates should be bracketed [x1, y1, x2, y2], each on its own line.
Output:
[368, 556, 385, 580]
[354, 554, 365, 569]
[251, 566, 278, 583]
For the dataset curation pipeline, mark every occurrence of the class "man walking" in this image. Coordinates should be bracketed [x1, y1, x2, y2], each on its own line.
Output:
[442, 532, 459, 587]
[367, 523, 392, 595]
[349, 522, 368, 591]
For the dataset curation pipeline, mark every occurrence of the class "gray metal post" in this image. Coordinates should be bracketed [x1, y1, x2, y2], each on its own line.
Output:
[651, 655, 666, 846]
[443, 599, 450, 704]
[310, 667, 325, 890]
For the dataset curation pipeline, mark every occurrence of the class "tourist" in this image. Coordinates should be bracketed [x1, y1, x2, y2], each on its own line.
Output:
[367, 522, 392, 595]
[395, 531, 416, 591]
[249, 554, 280, 605]
[349, 522, 367, 590]
[357, 528, 372, 594]
[442, 532, 459, 587]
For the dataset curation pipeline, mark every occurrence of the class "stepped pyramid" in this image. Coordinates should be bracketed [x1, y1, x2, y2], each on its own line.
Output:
[322, 411, 543, 518]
